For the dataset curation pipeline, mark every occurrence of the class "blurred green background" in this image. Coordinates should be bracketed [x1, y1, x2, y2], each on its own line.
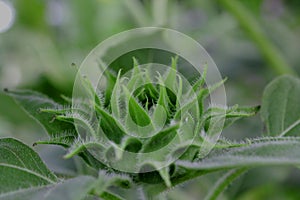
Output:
[0, 0, 300, 199]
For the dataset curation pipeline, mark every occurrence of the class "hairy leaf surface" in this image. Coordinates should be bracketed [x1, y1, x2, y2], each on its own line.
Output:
[261, 75, 300, 136]
[5, 90, 76, 140]
[177, 137, 300, 170]
[0, 138, 57, 193]
[0, 176, 95, 200]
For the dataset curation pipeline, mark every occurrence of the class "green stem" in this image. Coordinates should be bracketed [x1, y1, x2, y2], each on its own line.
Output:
[122, 0, 151, 26]
[204, 168, 248, 200]
[219, 0, 296, 75]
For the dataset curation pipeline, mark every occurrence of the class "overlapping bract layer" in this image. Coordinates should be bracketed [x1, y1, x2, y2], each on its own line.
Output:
[6, 58, 259, 187]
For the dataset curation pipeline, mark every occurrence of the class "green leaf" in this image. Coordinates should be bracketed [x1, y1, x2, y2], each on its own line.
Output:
[151, 104, 167, 130]
[157, 167, 171, 188]
[34, 131, 76, 147]
[196, 78, 227, 116]
[223, 106, 260, 126]
[0, 139, 129, 199]
[55, 112, 97, 138]
[156, 84, 171, 118]
[110, 71, 123, 120]
[146, 137, 300, 195]
[97, 63, 117, 107]
[95, 105, 126, 144]
[177, 137, 300, 170]
[0, 138, 57, 193]
[164, 56, 178, 92]
[137, 163, 171, 187]
[81, 75, 103, 108]
[142, 123, 180, 153]
[120, 137, 142, 154]
[5, 90, 105, 170]
[126, 57, 143, 91]
[0, 176, 96, 200]
[123, 86, 152, 127]
[64, 141, 107, 159]
[192, 64, 207, 92]
[143, 68, 159, 100]
[203, 105, 260, 131]
[261, 75, 300, 136]
[5, 89, 76, 139]
[99, 192, 125, 200]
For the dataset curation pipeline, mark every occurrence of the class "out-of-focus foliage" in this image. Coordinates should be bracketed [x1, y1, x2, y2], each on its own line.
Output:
[0, 0, 300, 199]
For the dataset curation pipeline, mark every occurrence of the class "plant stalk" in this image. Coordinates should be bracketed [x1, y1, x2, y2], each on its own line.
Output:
[219, 0, 296, 75]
